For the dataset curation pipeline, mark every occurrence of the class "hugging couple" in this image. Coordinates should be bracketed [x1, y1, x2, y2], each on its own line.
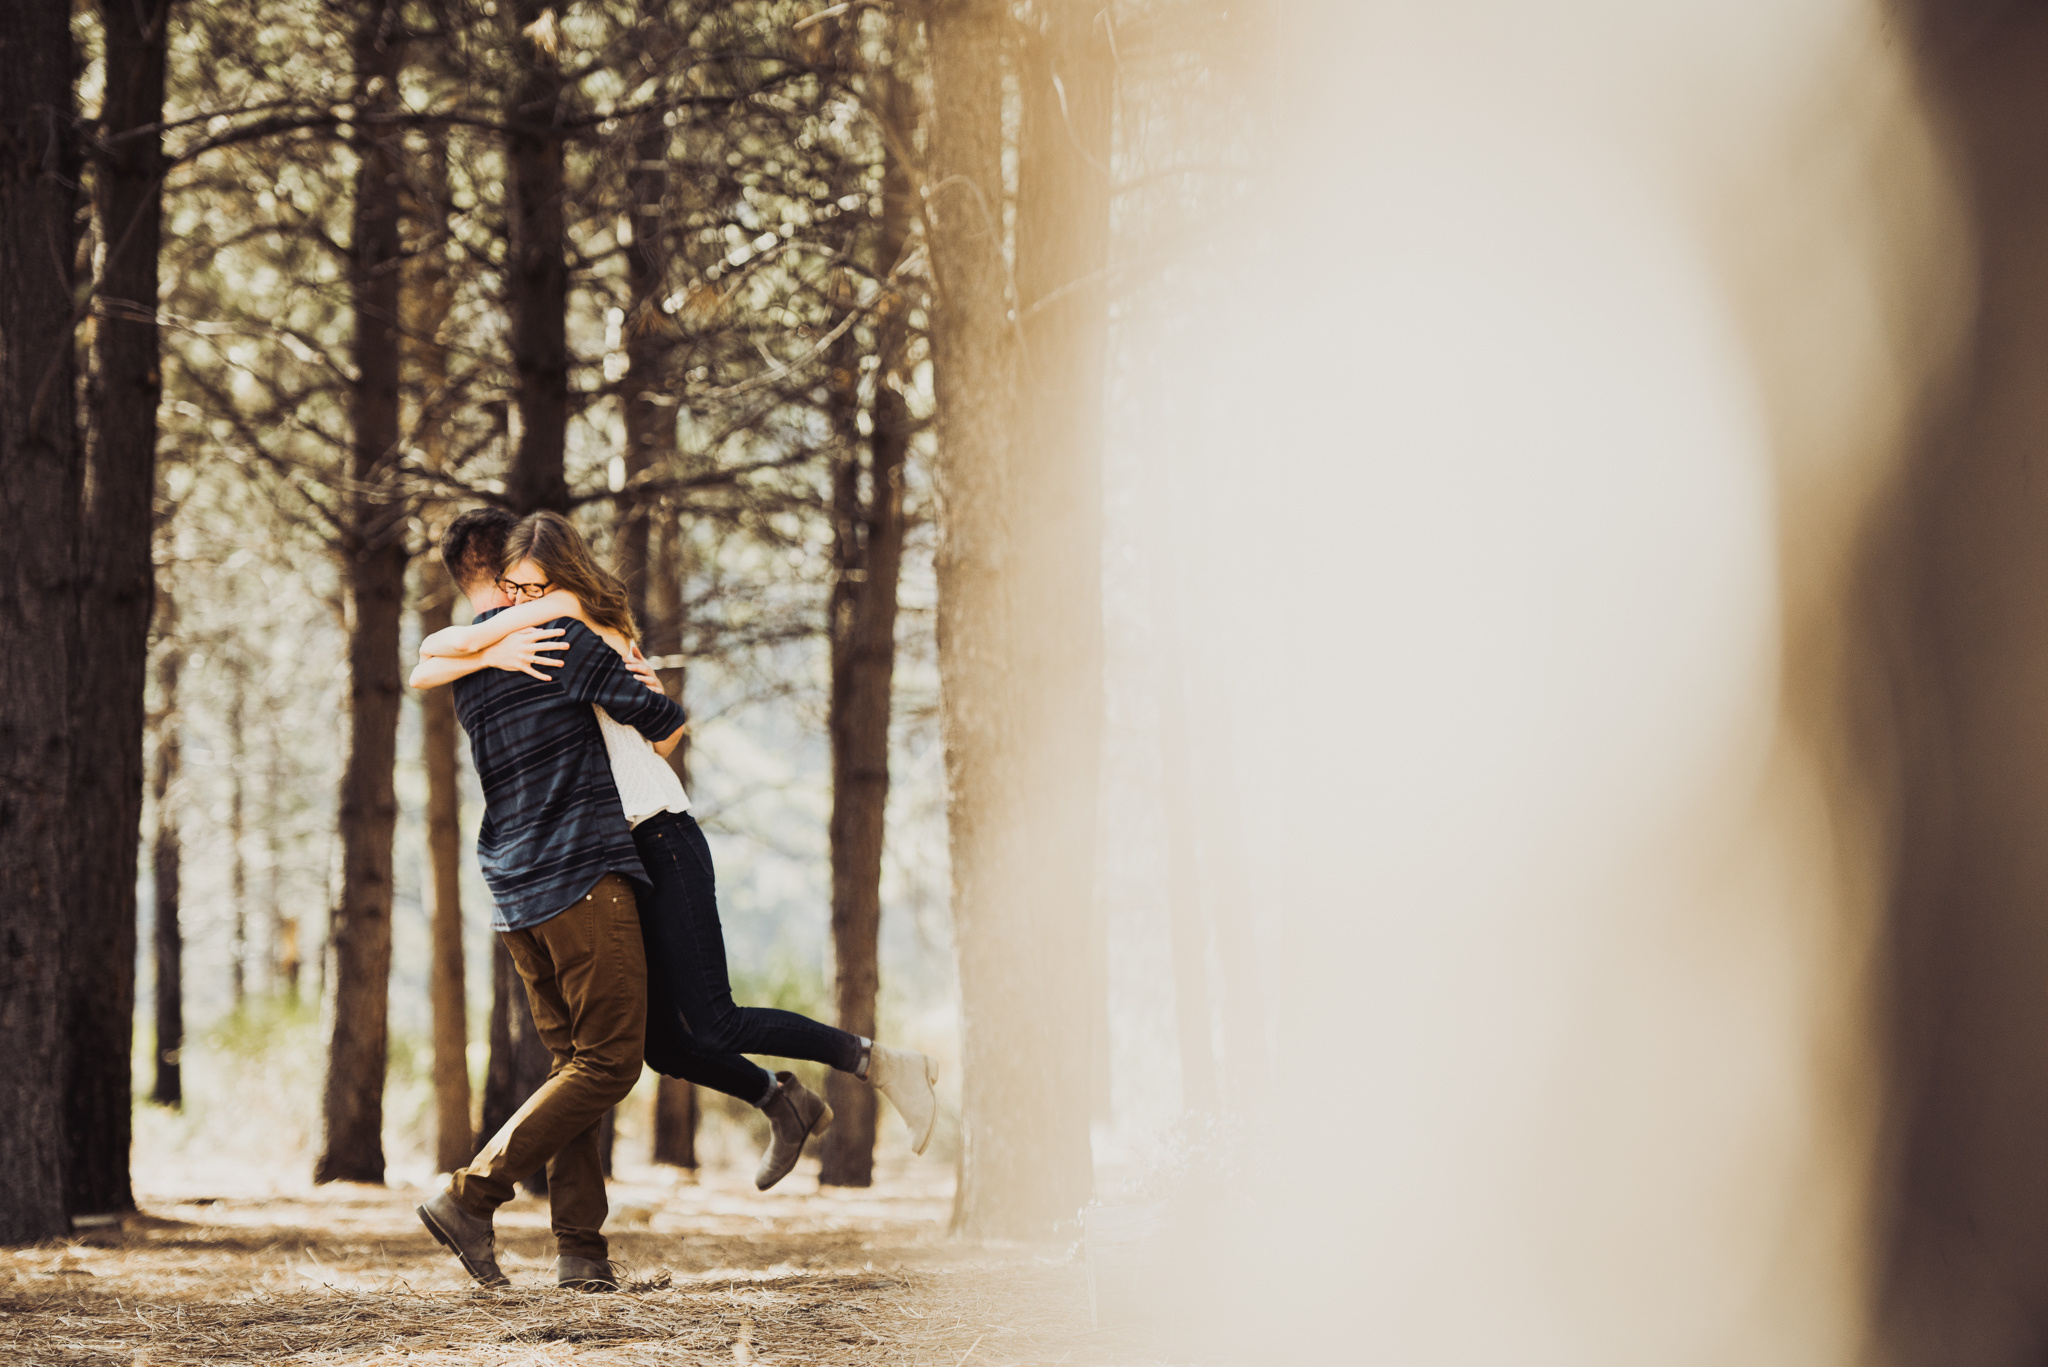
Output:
[409, 507, 937, 1292]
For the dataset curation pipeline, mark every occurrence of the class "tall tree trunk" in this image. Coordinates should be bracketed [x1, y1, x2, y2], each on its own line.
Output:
[616, 0, 677, 630]
[66, 0, 171, 1215]
[421, 581, 472, 1172]
[504, 0, 570, 516]
[316, 0, 409, 1185]
[404, 123, 473, 1177]
[478, 4, 574, 1146]
[647, 516, 698, 1168]
[149, 637, 183, 1109]
[652, 1075, 697, 1169]
[925, 0, 1097, 1237]
[0, 0, 82, 1244]
[822, 53, 915, 1189]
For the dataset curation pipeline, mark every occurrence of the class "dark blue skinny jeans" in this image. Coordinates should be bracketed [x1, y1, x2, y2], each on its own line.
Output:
[633, 809, 863, 1101]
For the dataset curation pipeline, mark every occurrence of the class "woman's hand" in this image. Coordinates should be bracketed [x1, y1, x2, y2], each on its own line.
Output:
[481, 626, 569, 681]
[627, 642, 664, 694]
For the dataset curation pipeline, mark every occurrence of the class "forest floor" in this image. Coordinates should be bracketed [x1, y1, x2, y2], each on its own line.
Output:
[0, 1155, 1182, 1367]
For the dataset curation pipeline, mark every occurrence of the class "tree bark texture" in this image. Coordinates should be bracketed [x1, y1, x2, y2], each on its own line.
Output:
[149, 641, 183, 1109]
[65, 0, 172, 1215]
[505, 0, 570, 517]
[316, 2, 409, 1186]
[0, 0, 81, 1245]
[617, 1, 678, 631]
[821, 54, 915, 1189]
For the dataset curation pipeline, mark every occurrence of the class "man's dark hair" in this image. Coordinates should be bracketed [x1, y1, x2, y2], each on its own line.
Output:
[441, 507, 518, 590]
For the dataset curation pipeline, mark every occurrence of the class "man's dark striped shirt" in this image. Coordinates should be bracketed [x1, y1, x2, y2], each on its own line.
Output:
[453, 613, 685, 931]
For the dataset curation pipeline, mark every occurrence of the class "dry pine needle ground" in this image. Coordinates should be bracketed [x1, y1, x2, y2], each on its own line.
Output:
[0, 1161, 1183, 1367]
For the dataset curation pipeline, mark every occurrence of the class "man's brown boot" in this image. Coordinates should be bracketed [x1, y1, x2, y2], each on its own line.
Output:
[556, 1255, 619, 1292]
[756, 1071, 833, 1190]
[417, 1189, 509, 1288]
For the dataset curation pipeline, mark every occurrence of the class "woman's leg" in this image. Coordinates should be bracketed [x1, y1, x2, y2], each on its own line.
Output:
[633, 811, 864, 1072]
[641, 971, 777, 1103]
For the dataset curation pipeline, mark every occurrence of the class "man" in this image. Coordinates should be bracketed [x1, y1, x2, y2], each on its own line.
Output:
[413, 507, 687, 1292]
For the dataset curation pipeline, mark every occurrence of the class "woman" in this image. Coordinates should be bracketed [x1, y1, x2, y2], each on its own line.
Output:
[413, 511, 937, 1188]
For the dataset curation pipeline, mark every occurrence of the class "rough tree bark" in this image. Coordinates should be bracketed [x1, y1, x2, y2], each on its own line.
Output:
[615, 0, 677, 630]
[149, 636, 183, 1110]
[315, 0, 410, 1185]
[821, 45, 915, 1189]
[66, 0, 173, 1215]
[0, 0, 82, 1245]
[504, 0, 570, 517]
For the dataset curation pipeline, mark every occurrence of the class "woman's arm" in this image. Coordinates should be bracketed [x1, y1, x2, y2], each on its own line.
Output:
[409, 627, 569, 689]
[418, 589, 586, 658]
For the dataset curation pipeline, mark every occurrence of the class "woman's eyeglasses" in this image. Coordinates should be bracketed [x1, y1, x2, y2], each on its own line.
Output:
[498, 578, 552, 602]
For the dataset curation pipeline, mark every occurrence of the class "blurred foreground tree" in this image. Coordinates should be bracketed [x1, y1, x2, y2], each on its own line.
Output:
[927, 0, 1106, 1236]
[0, 0, 84, 1247]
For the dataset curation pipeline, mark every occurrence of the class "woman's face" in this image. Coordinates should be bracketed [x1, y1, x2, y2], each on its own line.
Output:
[498, 557, 552, 603]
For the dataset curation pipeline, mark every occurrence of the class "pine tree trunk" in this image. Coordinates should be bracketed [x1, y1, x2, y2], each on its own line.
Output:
[149, 639, 183, 1109]
[652, 1077, 697, 1168]
[421, 583, 473, 1172]
[505, 0, 570, 517]
[617, 0, 676, 628]
[315, 1, 409, 1185]
[645, 519, 699, 1168]
[926, 0, 1095, 1237]
[65, 0, 171, 1216]
[821, 54, 915, 1189]
[0, 0, 81, 1245]
[404, 123, 473, 1177]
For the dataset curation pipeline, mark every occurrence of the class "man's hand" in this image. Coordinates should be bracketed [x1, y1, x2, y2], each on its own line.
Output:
[481, 627, 569, 681]
[627, 642, 664, 694]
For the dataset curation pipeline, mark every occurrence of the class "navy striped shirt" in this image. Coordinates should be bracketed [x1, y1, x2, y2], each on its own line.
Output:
[453, 612, 686, 931]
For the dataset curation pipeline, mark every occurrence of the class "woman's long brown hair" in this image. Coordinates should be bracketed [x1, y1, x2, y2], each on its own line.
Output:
[501, 511, 638, 644]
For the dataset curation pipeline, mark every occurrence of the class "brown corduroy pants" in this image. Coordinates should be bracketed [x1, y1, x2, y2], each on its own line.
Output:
[449, 873, 646, 1261]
